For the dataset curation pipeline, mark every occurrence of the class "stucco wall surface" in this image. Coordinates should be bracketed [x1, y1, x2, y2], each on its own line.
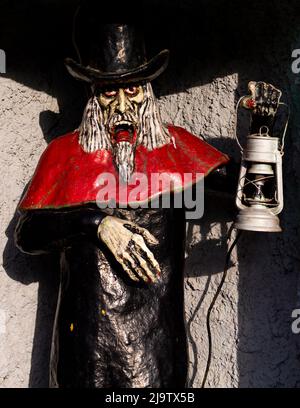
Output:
[1, 0, 300, 388]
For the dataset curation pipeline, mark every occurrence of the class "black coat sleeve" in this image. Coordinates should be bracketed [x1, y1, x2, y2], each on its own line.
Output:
[205, 159, 240, 197]
[15, 207, 107, 255]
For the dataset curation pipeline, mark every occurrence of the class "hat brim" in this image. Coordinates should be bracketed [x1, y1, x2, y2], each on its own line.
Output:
[65, 49, 169, 86]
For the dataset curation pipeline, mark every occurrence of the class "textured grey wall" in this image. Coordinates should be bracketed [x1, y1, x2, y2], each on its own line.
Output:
[1, 0, 300, 388]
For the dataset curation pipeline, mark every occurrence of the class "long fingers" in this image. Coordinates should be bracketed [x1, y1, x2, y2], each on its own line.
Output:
[122, 252, 152, 283]
[116, 253, 139, 282]
[120, 234, 161, 283]
[131, 234, 161, 281]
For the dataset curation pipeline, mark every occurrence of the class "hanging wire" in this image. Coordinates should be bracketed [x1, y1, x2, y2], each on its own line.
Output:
[72, 2, 82, 64]
[234, 96, 246, 153]
[71, 1, 92, 100]
[201, 225, 242, 388]
[186, 273, 212, 388]
[278, 102, 290, 155]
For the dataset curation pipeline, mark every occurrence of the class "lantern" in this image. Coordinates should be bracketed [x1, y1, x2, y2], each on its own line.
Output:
[234, 81, 288, 232]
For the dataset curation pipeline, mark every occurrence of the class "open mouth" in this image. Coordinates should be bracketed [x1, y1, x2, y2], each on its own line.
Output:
[111, 121, 135, 143]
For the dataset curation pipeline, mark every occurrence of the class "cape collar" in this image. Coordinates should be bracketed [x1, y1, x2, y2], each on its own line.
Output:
[19, 125, 229, 210]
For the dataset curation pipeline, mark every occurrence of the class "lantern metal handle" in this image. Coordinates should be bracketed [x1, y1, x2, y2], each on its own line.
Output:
[278, 102, 289, 155]
[234, 98, 289, 155]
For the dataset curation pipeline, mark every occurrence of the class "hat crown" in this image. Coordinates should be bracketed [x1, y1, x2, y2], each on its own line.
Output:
[89, 24, 147, 74]
[66, 17, 169, 86]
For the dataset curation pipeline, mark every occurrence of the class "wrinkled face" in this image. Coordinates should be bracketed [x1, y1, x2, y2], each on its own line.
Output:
[96, 85, 145, 182]
[98, 85, 144, 145]
[79, 82, 170, 182]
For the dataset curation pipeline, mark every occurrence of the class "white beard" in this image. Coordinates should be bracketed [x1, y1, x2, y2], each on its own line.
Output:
[113, 141, 135, 183]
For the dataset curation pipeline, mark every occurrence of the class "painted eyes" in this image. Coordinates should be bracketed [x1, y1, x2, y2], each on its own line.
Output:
[103, 87, 139, 98]
[124, 86, 138, 96]
[104, 90, 117, 97]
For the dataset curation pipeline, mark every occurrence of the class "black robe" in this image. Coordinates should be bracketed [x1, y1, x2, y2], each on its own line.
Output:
[15, 205, 188, 388]
[15, 159, 238, 388]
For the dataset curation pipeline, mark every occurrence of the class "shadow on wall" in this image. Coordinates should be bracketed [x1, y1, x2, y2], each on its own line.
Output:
[234, 70, 300, 386]
[3, 209, 60, 387]
[185, 190, 236, 388]
[2, 0, 300, 387]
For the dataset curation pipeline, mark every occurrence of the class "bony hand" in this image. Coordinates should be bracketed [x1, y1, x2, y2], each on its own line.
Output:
[97, 216, 161, 283]
[241, 81, 282, 117]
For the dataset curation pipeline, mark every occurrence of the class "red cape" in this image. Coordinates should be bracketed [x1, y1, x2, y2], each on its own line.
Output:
[19, 125, 229, 210]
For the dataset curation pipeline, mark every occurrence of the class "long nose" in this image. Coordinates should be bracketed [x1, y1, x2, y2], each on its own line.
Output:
[116, 89, 126, 113]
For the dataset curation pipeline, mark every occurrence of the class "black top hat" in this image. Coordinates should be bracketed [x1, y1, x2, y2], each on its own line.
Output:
[65, 22, 169, 87]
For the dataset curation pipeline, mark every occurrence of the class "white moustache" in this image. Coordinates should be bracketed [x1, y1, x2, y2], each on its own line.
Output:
[108, 112, 138, 131]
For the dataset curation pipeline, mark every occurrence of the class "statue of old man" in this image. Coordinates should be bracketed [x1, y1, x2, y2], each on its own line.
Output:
[15, 23, 229, 387]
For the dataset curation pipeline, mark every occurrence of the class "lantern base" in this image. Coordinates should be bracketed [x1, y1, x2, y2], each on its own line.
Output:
[234, 205, 282, 232]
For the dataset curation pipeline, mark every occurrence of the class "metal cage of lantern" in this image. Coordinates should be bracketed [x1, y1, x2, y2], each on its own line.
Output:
[234, 100, 288, 232]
